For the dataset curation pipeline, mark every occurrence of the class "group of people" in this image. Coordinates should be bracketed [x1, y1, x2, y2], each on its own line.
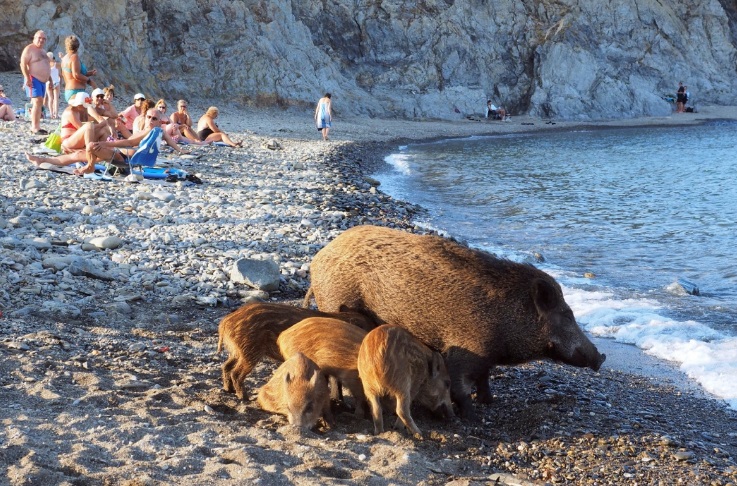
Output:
[486, 99, 508, 121]
[20, 30, 244, 176]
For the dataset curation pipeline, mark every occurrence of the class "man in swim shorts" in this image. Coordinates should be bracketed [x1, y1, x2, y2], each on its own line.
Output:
[20, 30, 51, 135]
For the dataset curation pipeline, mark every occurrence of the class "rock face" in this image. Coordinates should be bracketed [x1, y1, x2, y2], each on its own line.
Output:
[2, 0, 736, 120]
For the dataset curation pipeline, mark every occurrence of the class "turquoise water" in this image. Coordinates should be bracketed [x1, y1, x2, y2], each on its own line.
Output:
[377, 121, 737, 408]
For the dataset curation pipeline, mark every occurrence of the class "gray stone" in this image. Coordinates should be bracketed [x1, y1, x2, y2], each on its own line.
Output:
[67, 260, 115, 281]
[230, 258, 280, 291]
[41, 301, 82, 318]
[88, 236, 124, 250]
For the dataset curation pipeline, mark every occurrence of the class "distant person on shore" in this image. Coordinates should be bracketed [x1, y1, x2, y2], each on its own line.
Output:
[61, 35, 97, 103]
[676, 82, 687, 113]
[196, 106, 242, 146]
[486, 99, 507, 120]
[20, 30, 50, 134]
[45, 52, 60, 119]
[0, 85, 16, 121]
[314, 93, 332, 141]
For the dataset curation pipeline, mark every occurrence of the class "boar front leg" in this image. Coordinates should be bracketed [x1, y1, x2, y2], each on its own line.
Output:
[394, 395, 422, 439]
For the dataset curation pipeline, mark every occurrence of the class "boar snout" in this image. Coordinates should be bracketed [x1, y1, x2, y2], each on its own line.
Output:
[590, 352, 606, 372]
[559, 345, 606, 371]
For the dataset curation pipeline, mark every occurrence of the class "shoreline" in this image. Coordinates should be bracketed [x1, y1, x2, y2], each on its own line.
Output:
[2, 70, 737, 484]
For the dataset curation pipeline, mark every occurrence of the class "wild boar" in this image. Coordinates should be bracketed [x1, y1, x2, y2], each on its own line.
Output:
[256, 352, 332, 431]
[307, 225, 606, 418]
[217, 302, 375, 399]
[277, 317, 367, 415]
[358, 324, 453, 438]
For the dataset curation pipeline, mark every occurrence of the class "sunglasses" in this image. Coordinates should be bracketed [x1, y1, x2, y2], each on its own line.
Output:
[179, 105, 187, 108]
[147, 115, 159, 120]
[159, 105, 166, 109]
[96, 95, 104, 99]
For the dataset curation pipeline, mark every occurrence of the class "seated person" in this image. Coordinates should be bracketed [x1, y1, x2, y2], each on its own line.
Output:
[118, 93, 145, 131]
[102, 85, 131, 139]
[196, 106, 242, 147]
[0, 85, 15, 121]
[60, 92, 113, 153]
[170, 99, 201, 141]
[80, 108, 187, 175]
[486, 100, 506, 120]
[132, 99, 154, 134]
[91, 87, 117, 119]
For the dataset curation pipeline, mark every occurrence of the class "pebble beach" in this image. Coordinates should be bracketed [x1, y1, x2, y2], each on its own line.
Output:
[2, 71, 737, 485]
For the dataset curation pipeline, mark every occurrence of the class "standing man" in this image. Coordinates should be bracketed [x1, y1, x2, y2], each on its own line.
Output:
[20, 30, 51, 135]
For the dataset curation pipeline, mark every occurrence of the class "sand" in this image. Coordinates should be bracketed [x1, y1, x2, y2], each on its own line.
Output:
[2, 71, 737, 485]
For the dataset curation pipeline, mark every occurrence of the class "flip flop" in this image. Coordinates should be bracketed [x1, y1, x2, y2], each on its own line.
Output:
[33, 129, 49, 135]
[83, 172, 112, 182]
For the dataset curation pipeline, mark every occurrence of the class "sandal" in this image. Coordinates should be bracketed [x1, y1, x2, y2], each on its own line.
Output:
[33, 129, 49, 135]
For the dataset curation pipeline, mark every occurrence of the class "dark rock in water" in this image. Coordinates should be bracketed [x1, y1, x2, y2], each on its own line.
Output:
[676, 278, 700, 296]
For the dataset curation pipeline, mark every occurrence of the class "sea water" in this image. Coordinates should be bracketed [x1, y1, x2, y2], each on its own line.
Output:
[376, 121, 737, 409]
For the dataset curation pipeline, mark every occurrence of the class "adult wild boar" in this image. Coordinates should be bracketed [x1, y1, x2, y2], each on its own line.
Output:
[217, 302, 374, 399]
[306, 225, 606, 418]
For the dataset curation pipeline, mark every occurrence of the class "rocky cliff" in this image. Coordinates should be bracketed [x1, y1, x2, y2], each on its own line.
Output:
[2, 0, 736, 120]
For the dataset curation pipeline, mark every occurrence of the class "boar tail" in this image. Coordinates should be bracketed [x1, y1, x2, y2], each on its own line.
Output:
[216, 331, 224, 355]
[302, 287, 314, 308]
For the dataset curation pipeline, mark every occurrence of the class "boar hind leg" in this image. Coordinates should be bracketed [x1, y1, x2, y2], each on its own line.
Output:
[231, 359, 256, 400]
[366, 394, 384, 435]
[222, 356, 239, 393]
[394, 395, 422, 438]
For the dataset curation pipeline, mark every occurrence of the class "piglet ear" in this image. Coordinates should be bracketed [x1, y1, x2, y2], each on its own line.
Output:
[310, 369, 320, 386]
[428, 353, 442, 378]
[531, 278, 558, 314]
[285, 372, 293, 385]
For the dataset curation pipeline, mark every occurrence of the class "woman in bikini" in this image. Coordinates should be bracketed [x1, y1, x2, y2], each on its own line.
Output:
[59, 92, 112, 154]
[60, 35, 96, 102]
[196, 106, 241, 147]
[170, 99, 202, 141]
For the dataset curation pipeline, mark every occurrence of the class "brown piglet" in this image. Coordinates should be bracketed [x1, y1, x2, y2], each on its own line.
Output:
[217, 302, 375, 399]
[277, 317, 368, 415]
[358, 324, 453, 438]
[256, 352, 332, 431]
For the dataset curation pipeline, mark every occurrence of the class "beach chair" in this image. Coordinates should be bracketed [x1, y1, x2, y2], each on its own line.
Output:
[104, 126, 162, 177]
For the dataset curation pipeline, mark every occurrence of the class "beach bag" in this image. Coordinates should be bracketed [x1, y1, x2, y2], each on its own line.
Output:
[44, 128, 62, 153]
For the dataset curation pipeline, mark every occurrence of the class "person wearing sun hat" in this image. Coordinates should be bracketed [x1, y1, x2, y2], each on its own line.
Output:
[90, 87, 117, 119]
[57, 92, 113, 153]
[118, 92, 146, 131]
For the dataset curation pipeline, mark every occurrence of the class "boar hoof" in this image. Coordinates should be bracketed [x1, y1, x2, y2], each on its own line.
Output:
[457, 397, 477, 421]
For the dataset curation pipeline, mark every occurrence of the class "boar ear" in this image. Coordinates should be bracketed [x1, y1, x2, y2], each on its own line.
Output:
[532, 278, 558, 314]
